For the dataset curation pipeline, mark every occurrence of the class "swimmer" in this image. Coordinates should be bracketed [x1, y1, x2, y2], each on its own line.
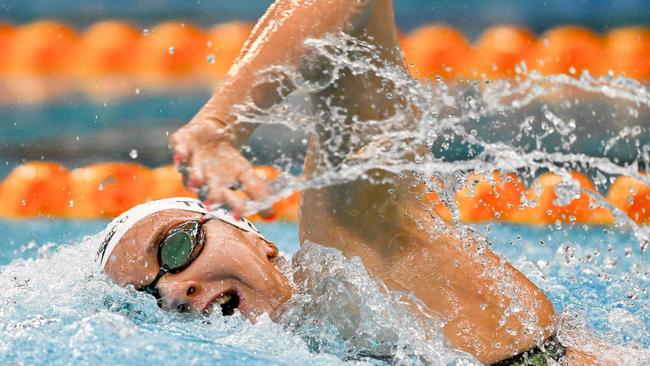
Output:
[101, 1, 609, 364]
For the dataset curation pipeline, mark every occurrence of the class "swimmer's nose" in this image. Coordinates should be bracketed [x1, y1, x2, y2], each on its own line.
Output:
[157, 280, 201, 314]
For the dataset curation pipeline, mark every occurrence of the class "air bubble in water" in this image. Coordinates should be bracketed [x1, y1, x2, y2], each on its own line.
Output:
[21, 200, 26, 206]
[207, 54, 216, 64]
[68, 200, 75, 208]
[143, 28, 150, 36]
[129, 149, 138, 160]
[168, 47, 175, 55]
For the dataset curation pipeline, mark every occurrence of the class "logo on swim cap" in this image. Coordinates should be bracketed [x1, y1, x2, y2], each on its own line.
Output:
[96, 215, 128, 266]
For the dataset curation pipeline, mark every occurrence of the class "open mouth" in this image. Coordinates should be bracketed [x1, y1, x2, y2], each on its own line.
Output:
[206, 290, 241, 316]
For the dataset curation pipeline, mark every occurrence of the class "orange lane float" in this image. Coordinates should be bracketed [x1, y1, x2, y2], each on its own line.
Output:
[0, 162, 71, 218]
[205, 22, 254, 80]
[505, 171, 613, 225]
[0, 20, 648, 94]
[75, 21, 142, 99]
[68, 162, 154, 218]
[401, 25, 471, 79]
[7, 21, 78, 76]
[606, 175, 650, 225]
[0, 23, 15, 73]
[531, 26, 607, 77]
[2, 162, 650, 225]
[455, 171, 525, 223]
[3, 21, 79, 103]
[149, 165, 197, 201]
[470, 26, 537, 78]
[274, 192, 300, 222]
[76, 21, 141, 78]
[605, 27, 650, 80]
[426, 189, 453, 223]
[137, 22, 209, 84]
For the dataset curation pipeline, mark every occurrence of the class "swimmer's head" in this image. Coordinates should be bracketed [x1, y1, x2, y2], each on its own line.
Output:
[97, 198, 292, 318]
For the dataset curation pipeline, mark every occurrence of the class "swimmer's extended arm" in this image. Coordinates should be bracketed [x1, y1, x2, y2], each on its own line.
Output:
[171, 0, 380, 212]
[196, 0, 380, 138]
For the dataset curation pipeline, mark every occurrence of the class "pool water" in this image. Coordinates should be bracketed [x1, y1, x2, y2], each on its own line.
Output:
[1, 220, 648, 365]
[1, 21, 649, 365]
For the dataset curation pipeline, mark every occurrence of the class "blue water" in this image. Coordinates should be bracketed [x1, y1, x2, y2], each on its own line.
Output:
[1, 219, 648, 364]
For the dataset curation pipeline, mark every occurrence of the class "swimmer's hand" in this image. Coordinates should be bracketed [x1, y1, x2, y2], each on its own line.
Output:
[170, 119, 273, 217]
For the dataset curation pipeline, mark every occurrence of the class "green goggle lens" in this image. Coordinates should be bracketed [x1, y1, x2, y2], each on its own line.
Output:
[160, 231, 194, 270]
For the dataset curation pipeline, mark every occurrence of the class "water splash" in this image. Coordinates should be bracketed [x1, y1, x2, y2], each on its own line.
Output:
[278, 241, 472, 365]
[0, 234, 366, 365]
[232, 32, 649, 242]
[2, 31, 650, 364]
[229, 32, 650, 361]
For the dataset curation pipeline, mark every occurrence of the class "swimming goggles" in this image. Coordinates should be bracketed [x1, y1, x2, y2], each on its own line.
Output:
[97, 197, 269, 270]
[136, 215, 213, 307]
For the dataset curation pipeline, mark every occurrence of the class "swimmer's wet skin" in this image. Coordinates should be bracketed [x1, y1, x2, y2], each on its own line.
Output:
[97, 0, 612, 364]
[102, 199, 572, 364]
[100, 198, 292, 319]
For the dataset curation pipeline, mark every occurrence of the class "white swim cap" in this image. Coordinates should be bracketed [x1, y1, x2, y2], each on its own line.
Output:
[96, 197, 267, 270]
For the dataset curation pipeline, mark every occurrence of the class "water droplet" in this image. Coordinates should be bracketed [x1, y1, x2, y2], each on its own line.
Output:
[207, 54, 216, 64]
[129, 149, 138, 160]
[168, 46, 175, 55]
[568, 66, 576, 75]
[68, 200, 75, 208]
[143, 28, 150, 36]
[21, 200, 27, 206]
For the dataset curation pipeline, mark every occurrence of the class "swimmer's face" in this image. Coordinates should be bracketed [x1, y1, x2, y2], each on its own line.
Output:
[104, 209, 292, 319]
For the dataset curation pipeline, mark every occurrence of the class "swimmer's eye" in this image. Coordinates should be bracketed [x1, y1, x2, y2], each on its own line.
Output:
[136, 218, 209, 305]
[160, 227, 197, 270]
[158, 220, 206, 273]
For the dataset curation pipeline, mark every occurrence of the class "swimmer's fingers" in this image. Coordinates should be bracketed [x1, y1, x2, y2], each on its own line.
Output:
[238, 168, 276, 219]
[222, 189, 247, 216]
[170, 119, 222, 168]
[170, 125, 196, 163]
[203, 186, 246, 216]
[239, 169, 273, 202]
[212, 142, 268, 200]
[184, 154, 207, 189]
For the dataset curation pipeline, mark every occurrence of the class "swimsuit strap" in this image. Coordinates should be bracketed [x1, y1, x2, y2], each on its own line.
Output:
[491, 335, 565, 366]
